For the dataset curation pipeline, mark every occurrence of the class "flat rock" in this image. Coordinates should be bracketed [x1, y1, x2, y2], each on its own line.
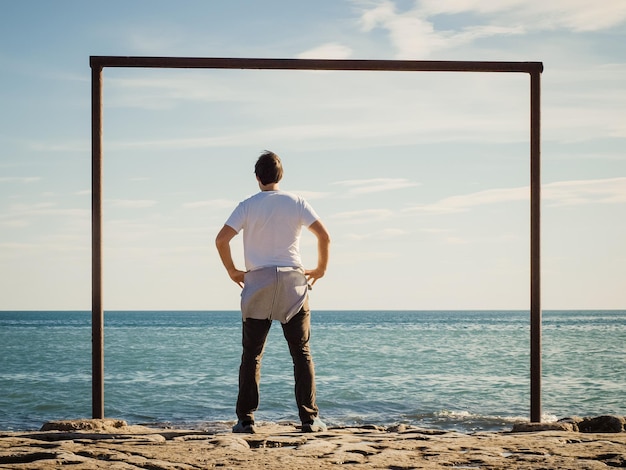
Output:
[40, 419, 129, 432]
[512, 422, 576, 433]
[1, 419, 625, 469]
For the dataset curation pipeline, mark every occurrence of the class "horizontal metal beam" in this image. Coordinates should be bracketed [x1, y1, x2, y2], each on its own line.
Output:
[90, 56, 543, 74]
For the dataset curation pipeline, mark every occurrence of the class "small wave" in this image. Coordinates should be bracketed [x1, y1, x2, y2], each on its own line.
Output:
[404, 409, 528, 432]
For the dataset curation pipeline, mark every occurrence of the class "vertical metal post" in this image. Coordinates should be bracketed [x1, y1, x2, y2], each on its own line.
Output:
[530, 70, 542, 422]
[91, 64, 104, 419]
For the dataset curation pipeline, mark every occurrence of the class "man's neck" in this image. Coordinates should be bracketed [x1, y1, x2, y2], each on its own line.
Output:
[259, 182, 280, 191]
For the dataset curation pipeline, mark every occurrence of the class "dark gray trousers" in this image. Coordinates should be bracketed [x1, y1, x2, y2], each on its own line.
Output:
[236, 301, 319, 423]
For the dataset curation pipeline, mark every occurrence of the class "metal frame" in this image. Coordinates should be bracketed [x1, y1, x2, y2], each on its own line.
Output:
[90, 56, 543, 422]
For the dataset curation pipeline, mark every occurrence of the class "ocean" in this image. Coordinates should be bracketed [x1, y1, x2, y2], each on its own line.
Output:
[1, 310, 624, 433]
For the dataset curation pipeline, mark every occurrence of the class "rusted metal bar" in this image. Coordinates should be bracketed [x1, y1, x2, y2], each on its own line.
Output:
[91, 64, 104, 419]
[530, 70, 542, 422]
[89, 56, 543, 74]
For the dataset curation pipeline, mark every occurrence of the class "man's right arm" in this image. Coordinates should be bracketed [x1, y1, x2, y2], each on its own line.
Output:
[215, 225, 246, 288]
[305, 220, 330, 287]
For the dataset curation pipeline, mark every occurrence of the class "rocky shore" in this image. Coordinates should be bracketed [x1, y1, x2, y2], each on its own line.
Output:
[1, 417, 625, 469]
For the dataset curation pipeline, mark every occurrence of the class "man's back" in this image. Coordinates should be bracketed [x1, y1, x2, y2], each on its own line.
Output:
[225, 190, 319, 271]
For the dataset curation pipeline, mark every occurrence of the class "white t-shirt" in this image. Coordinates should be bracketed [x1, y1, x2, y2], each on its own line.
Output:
[224, 190, 319, 271]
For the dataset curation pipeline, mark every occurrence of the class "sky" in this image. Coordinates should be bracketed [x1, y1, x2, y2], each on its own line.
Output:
[1, 1, 625, 311]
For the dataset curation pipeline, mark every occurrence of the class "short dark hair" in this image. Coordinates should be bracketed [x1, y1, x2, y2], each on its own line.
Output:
[255, 150, 283, 185]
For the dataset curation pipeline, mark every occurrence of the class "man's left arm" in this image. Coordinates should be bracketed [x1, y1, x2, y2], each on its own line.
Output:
[215, 225, 246, 288]
[305, 220, 330, 287]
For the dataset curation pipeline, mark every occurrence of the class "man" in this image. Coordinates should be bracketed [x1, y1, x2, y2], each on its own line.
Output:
[215, 150, 330, 434]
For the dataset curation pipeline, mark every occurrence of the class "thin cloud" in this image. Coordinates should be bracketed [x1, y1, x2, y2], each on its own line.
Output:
[106, 122, 360, 150]
[0, 242, 41, 259]
[292, 190, 333, 201]
[182, 199, 236, 209]
[2, 202, 89, 219]
[337, 250, 398, 263]
[0, 240, 89, 257]
[355, 0, 525, 59]
[0, 176, 41, 183]
[2, 219, 29, 228]
[331, 208, 394, 224]
[298, 43, 353, 59]
[334, 178, 419, 195]
[345, 228, 407, 241]
[352, 0, 626, 58]
[444, 236, 470, 245]
[102, 114, 527, 151]
[28, 140, 88, 152]
[404, 177, 626, 214]
[107, 199, 157, 209]
[545, 63, 626, 142]
[418, 0, 626, 32]
[0, 202, 91, 229]
[106, 74, 255, 109]
[405, 186, 528, 214]
[543, 177, 626, 206]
